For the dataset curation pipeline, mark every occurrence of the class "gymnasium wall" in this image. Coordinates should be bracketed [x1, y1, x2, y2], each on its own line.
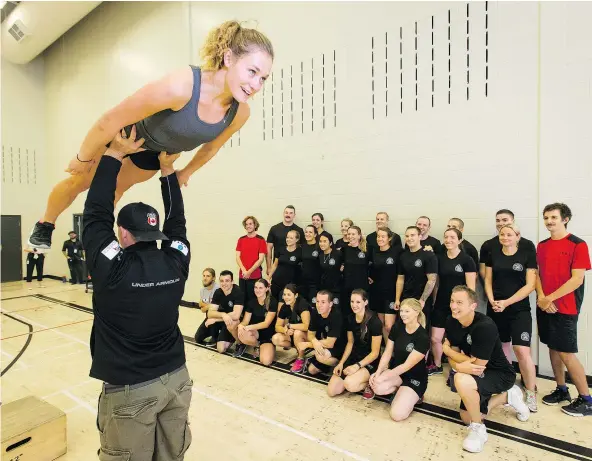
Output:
[26, 1, 592, 374]
[1, 56, 49, 273]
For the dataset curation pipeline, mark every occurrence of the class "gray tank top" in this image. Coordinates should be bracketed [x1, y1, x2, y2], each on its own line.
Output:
[132, 66, 239, 153]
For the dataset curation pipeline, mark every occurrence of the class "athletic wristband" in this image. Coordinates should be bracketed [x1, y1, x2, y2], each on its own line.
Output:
[76, 153, 93, 163]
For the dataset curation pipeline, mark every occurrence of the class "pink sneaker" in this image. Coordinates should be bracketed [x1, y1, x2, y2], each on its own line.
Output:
[362, 385, 375, 400]
[290, 358, 304, 373]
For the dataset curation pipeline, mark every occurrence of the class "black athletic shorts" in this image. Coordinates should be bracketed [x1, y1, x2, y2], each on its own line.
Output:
[537, 309, 578, 353]
[487, 305, 532, 347]
[257, 326, 275, 345]
[218, 323, 236, 343]
[431, 306, 450, 329]
[308, 346, 345, 373]
[459, 368, 516, 415]
[400, 374, 428, 399]
[112, 124, 165, 171]
[343, 355, 380, 374]
[370, 290, 396, 314]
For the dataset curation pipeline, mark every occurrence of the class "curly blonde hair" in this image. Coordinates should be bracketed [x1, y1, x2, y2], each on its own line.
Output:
[200, 20, 274, 71]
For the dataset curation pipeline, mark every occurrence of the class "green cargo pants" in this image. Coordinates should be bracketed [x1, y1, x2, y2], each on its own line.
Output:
[96, 365, 192, 461]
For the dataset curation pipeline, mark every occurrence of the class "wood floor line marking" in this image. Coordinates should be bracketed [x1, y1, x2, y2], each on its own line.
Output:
[1, 318, 93, 340]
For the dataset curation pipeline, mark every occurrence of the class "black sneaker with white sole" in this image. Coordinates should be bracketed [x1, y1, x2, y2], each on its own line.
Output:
[561, 396, 592, 417]
[542, 386, 572, 406]
[28, 221, 55, 249]
[233, 343, 247, 358]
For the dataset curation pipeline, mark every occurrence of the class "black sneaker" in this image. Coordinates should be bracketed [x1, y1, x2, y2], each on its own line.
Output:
[28, 221, 55, 249]
[561, 396, 592, 417]
[233, 343, 247, 358]
[542, 386, 572, 406]
[427, 365, 443, 376]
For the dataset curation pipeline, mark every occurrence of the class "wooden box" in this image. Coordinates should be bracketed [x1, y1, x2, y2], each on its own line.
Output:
[1, 396, 67, 461]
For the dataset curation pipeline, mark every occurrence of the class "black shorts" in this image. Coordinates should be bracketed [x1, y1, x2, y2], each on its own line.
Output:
[370, 290, 396, 314]
[308, 346, 345, 373]
[431, 305, 450, 329]
[537, 309, 578, 353]
[487, 305, 532, 346]
[118, 124, 170, 171]
[257, 326, 275, 345]
[399, 374, 428, 399]
[344, 355, 379, 374]
[218, 323, 236, 343]
[459, 368, 516, 415]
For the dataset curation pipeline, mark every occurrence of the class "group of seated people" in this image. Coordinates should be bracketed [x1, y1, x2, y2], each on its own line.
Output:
[191, 203, 591, 453]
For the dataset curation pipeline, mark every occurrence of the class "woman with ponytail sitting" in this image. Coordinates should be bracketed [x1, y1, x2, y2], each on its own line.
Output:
[369, 299, 430, 421]
[236, 279, 278, 365]
[272, 284, 312, 373]
[327, 289, 383, 400]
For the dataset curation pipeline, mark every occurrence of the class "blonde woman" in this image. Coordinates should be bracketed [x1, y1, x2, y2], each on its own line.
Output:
[485, 223, 538, 412]
[369, 299, 429, 422]
[335, 218, 354, 251]
[28, 21, 274, 249]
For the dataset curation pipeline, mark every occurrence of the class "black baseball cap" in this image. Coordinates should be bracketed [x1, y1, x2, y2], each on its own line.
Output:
[116, 202, 168, 242]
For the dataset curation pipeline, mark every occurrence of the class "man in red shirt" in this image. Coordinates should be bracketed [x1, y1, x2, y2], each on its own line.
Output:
[536, 202, 591, 417]
[236, 216, 268, 307]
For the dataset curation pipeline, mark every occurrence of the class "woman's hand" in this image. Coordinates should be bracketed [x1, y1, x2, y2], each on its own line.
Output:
[333, 362, 344, 377]
[176, 168, 191, 187]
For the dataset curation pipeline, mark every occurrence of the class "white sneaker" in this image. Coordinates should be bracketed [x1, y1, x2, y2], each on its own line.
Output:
[525, 389, 538, 413]
[462, 422, 488, 453]
[507, 385, 530, 421]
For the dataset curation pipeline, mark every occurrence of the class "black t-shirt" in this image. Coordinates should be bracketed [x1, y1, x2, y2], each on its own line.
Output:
[278, 297, 311, 324]
[342, 245, 370, 290]
[245, 296, 279, 325]
[434, 251, 477, 310]
[346, 312, 382, 361]
[460, 239, 479, 267]
[267, 222, 304, 255]
[406, 235, 442, 254]
[319, 250, 343, 293]
[334, 238, 348, 251]
[367, 231, 403, 253]
[398, 249, 438, 300]
[211, 285, 244, 313]
[487, 246, 537, 310]
[310, 307, 346, 352]
[480, 235, 536, 266]
[273, 246, 302, 287]
[370, 246, 401, 295]
[301, 242, 321, 286]
[445, 312, 514, 373]
[389, 322, 429, 382]
[62, 239, 85, 260]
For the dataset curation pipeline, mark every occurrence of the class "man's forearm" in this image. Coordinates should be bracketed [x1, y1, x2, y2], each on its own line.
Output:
[548, 276, 584, 302]
[420, 275, 437, 302]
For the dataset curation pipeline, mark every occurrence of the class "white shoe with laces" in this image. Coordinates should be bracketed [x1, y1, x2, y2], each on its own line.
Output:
[508, 385, 530, 421]
[525, 389, 538, 413]
[462, 422, 488, 453]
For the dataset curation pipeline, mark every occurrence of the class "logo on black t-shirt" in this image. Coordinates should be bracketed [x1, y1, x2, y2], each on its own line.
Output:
[329, 258, 336, 266]
[466, 334, 472, 345]
[312, 251, 319, 257]
[454, 264, 463, 273]
[358, 252, 366, 259]
[228, 301, 234, 307]
[512, 263, 524, 271]
[406, 343, 414, 352]
[333, 297, 340, 305]
[414, 259, 423, 267]
[386, 257, 394, 265]
[312, 297, 317, 304]
[389, 302, 395, 310]
[325, 325, 330, 333]
[290, 256, 296, 262]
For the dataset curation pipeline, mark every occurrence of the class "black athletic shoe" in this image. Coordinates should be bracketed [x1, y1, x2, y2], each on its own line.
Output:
[233, 344, 247, 358]
[542, 386, 572, 406]
[28, 221, 55, 249]
[561, 396, 592, 417]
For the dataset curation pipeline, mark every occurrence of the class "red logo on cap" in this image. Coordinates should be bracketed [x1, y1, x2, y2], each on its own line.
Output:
[147, 213, 157, 226]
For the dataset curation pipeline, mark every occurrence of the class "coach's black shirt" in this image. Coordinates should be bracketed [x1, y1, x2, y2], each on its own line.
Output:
[83, 156, 190, 385]
[267, 222, 304, 255]
[445, 312, 514, 373]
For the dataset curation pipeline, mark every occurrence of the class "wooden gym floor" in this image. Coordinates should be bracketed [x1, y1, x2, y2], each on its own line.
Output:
[1, 280, 591, 460]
